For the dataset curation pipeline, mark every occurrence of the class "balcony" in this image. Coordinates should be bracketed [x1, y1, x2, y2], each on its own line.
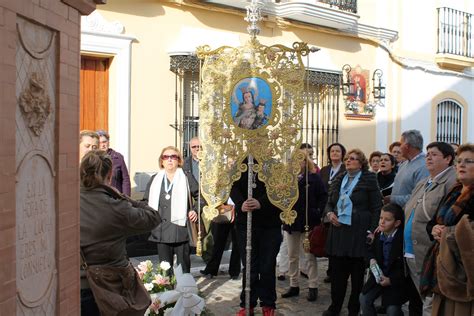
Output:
[436, 7, 474, 71]
[203, 0, 359, 31]
[318, 0, 357, 14]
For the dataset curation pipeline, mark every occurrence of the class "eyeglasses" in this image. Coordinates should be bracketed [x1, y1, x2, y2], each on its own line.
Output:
[455, 158, 474, 165]
[191, 145, 202, 149]
[162, 154, 179, 161]
[344, 156, 359, 162]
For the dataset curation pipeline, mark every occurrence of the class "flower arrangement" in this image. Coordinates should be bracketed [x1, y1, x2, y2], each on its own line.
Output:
[136, 261, 206, 316]
[136, 260, 176, 315]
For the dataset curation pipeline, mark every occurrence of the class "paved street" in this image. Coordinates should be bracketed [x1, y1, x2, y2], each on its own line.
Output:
[131, 252, 352, 316]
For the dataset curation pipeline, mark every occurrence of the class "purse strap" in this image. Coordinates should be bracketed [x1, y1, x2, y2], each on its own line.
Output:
[186, 177, 194, 212]
[80, 249, 88, 270]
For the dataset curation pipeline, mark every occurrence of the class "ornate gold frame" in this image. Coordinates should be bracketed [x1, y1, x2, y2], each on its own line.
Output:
[197, 38, 311, 224]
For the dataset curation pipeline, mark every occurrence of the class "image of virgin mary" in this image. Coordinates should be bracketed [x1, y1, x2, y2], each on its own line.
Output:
[233, 87, 258, 129]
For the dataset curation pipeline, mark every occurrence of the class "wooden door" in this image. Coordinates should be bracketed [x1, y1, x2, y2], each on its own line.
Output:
[80, 56, 110, 131]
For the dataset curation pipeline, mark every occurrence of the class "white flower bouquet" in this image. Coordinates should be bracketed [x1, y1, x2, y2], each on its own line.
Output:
[136, 261, 206, 316]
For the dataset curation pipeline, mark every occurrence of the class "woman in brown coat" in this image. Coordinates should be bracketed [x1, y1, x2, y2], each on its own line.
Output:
[80, 150, 162, 316]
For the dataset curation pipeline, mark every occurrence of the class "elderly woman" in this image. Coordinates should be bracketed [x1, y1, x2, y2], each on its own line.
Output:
[398, 142, 456, 315]
[377, 153, 397, 197]
[281, 150, 327, 302]
[80, 150, 162, 316]
[96, 130, 131, 196]
[421, 143, 474, 315]
[319, 143, 347, 191]
[369, 151, 383, 173]
[319, 142, 347, 283]
[143, 146, 198, 273]
[322, 149, 383, 316]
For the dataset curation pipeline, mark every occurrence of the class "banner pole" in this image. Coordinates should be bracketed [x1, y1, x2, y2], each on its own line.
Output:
[245, 154, 254, 315]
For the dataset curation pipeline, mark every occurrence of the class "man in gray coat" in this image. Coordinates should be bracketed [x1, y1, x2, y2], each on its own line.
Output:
[404, 142, 456, 316]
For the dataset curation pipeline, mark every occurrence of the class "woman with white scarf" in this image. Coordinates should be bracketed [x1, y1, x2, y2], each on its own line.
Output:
[143, 146, 198, 273]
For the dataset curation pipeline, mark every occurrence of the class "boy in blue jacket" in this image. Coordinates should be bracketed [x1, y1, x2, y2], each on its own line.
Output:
[360, 203, 405, 316]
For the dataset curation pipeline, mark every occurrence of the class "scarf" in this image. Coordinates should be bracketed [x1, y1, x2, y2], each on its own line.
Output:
[420, 182, 474, 296]
[148, 168, 188, 226]
[336, 171, 362, 226]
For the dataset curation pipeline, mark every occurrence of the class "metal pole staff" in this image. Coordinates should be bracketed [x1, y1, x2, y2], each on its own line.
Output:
[245, 154, 254, 315]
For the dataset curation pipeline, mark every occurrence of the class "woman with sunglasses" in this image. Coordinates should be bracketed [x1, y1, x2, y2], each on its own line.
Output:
[143, 146, 198, 273]
[322, 149, 383, 316]
[421, 143, 474, 315]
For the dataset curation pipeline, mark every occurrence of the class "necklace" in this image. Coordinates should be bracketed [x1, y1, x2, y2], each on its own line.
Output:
[164, 177, 173, 200]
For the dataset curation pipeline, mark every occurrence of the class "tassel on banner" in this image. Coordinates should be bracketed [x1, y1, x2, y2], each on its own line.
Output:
[196, 232, 202, 257]
[303, 226, 310, 253]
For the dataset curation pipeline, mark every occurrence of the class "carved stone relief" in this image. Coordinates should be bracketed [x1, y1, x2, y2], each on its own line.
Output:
[81, 10, 124, 34]
[18, 73, 51, 136]
[16, 17, 57, 315]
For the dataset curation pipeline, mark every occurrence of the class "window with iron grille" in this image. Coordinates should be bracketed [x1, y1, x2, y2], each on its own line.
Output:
[169, 55, 340, 162]
[169, 55, 200, 157]
[437, 7, 474, 58]
[436, 99, 463, 144]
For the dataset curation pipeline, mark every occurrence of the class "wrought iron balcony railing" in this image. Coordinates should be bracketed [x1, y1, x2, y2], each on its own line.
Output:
[319, 0, 357, 14]
[438, 7, 473, 58]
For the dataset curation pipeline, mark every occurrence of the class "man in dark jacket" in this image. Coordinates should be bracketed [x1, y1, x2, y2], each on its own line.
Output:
[232, 162, 282, 316]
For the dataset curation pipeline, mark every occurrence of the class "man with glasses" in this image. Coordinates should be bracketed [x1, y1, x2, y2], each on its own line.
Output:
[184, 137, 202, 185]
[183, 138, 213, 259]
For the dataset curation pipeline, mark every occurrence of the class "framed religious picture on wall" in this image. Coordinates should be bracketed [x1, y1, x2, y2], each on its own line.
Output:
[231, 77, 272, 130]
[349, 66, 369, 105]
[344, 65, 373, 120]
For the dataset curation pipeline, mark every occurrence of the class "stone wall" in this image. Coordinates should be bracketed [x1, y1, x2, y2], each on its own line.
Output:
[0, 0, 103, 315]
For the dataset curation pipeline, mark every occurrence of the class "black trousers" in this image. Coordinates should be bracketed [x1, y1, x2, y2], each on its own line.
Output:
[157, 241, 190, 273]
[236, 226, 282, 309]
[405, 272, 423, 316]
[80, 288, 100, 316]
[328, 256, 365, 315]
[203, 221, 241, 277]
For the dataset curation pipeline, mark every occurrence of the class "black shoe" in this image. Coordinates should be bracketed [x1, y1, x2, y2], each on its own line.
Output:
[281, 286, 299, 298]
[199, 269, 215, 279]
[375, 305, 387, 314]
[300, 271, 309, 279]
[307, 288, 318, 302]
[277, 275, 286, 281]
[323, 275, 331, 283]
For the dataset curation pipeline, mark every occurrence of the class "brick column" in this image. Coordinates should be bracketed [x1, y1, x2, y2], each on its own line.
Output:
[0, 1, 103, 315]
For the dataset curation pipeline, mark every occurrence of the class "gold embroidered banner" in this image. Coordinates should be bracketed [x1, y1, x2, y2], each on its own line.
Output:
[197, 38, 310, 224]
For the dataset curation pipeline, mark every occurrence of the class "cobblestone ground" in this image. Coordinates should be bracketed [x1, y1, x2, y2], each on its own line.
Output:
[131, 254, 351, 316]
[195, 258, 351, 316]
